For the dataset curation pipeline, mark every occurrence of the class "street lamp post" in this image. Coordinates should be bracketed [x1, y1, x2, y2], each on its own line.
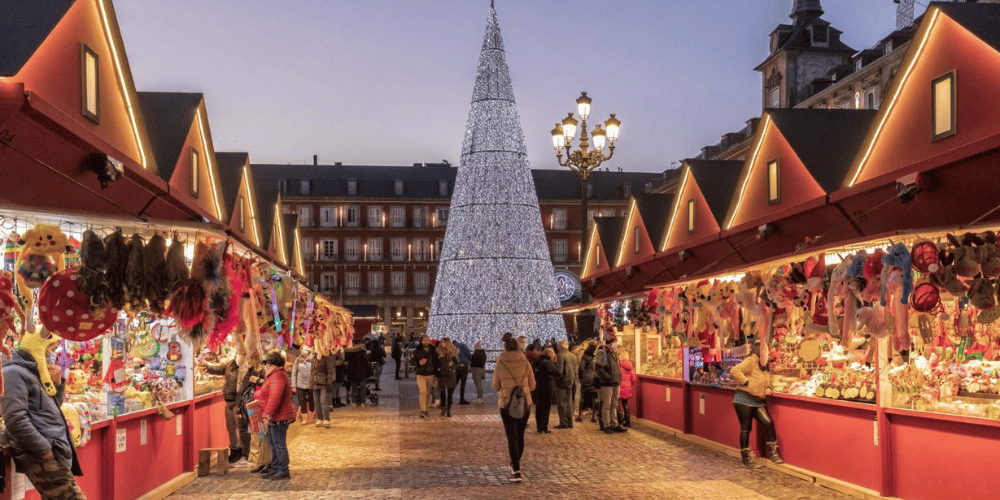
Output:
[551, 91, 621, 268]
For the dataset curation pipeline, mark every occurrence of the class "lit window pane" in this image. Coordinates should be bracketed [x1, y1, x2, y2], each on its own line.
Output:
[934, 76, 953, 137]
[767, 160, 779, 203]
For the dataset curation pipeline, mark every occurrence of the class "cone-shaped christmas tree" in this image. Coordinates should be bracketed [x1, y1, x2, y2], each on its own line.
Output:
[426, 2, 564, 345]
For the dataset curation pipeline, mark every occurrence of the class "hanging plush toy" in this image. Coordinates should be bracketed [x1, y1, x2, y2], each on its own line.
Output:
[881, 243, 913, 353]
[828, 259, 859, 347]
[37, 268, 117, 342]
[1, 270, 25, 337]
[166, 236, 189, 291]
[15, 224, 74, 321]
[17, 328, 62, 396]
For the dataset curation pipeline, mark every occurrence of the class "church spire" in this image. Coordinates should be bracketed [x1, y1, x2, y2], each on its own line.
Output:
[790, 0, 823, 27]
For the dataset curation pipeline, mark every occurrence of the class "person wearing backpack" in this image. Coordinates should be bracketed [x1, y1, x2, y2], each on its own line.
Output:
[492, 332, 536, 483]
[595, 337, 627, 434]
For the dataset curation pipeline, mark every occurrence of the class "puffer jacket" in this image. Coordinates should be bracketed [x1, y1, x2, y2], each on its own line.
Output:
[0, 350, 81, 474]
[491, 351, 536, 409]
[290, 356, 314, 389]
[619, 359, 637, 399]
[258, 368, 296, 422]
[579, 348, 597, 390]
[730, 354, 772, 399]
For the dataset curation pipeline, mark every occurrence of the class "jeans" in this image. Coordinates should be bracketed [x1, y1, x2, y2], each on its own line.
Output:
[734, 403, 777, 449]
[500, 408, 529, 472]
[535, 391, 552, 432]
[599, 385, 620, 429]
[393, 357, 402, 378]
[313, 385, 331, 420]
[471, 367, 485, 399]
[438, 382, 455, 410]
[236, 404, 251, 459]
[332, 381, 342, 402]
[456, 363, 469, 400]
[416, 375, 435, 412]
[267, 421, 290, 475]
[373, 362, 384, 388]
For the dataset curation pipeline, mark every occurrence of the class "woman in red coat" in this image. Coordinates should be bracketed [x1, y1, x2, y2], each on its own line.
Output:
[257, 351, 296, 480]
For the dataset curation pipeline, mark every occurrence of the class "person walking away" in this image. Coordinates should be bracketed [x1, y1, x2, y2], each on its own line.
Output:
[493, 332, 535, 483]
[290, 347, 316, 424]
[368, 339, 386, 390]
[330, 346, 346, 407]
[311, 348, 336, 428]
[201, 354, 245, 464]
[577, 340, 599, 423]
[412, 335, 438, 418]
[1, 334, 87, 499]
[730, 340, 784, 468]
[392, 334, 404, 379]
[619, 351, 637, 427]
[532, 347, 558, 433]
[258, 351, 295, 480]
[470, 341, 487, 403]
[344, 341, 372, 407]
[595, 338, 627, 434]
[454, 340, 473, 404]
[554, 340, 579, 429]
[436, 339, 460, 417]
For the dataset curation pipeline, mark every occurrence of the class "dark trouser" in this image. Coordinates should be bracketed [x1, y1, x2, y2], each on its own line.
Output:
[556, 382, 576, 427]
[456, 363, 469, 401]
[373, 362, 384, 388]
[296, 388, 314, 413]
[393, 357, 402, 378]
[267, 421, 291, 475]
[535, 392, 552, 432]
[350, 380, 367, 405]
[332, 381, 343, 404]
[26, 456, 86, 500]
[734, 402, 776, 449]
[620, 397, 631, 426]
[500, 408, 529, 472]
[438, 382, 455, 409]
[224, 399, 240, 452]
[237, 404, 251, 459]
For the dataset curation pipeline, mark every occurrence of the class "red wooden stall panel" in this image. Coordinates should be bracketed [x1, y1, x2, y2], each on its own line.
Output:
[636, 376, 685, 431]
[113, 409, 188, 500]
[687, 385, 747, 451]
[769, 396, 880, 492]
[193, 395, 229, 452]
[888, 411, 1000, 500]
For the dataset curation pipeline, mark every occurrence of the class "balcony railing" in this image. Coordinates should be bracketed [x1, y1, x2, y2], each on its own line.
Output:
[319, 286, 431, 297]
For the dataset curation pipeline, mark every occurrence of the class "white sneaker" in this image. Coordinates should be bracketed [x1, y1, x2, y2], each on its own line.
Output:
[475, 398, 483, 403]
[314, 420, 324, 427]
[323, 420, 331, 427]
[231, 458, 248, 468]
[431, 400, 440, 408]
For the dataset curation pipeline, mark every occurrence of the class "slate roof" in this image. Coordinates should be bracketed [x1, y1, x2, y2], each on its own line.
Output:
[250, 163, 666, 201]
[686, 160, 744, 224]
[0, 0, 74, 76]
[137, 92, 204, 183]
[595, 216, 626, 267]
[250, 166, 280, 256]
[632, 194, 674, 250]
[283, 213, 298, 267]
[778, 20, 854, 53]
[934, 2, 1000, 52]
[215, 152, 249, 220]
[766, 108, 877, 193]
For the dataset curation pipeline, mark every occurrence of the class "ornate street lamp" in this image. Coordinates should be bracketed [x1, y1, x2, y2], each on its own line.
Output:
[552, 91, 621, 266]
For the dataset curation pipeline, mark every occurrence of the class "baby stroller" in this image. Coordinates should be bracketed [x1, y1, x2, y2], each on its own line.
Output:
[361, 373, 380, 406]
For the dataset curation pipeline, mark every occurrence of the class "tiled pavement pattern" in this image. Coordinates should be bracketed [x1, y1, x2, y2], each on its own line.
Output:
[170, 370, 848, 500]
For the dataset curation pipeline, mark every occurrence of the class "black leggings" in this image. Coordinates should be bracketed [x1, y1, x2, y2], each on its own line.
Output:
[734, 402, 776, 449]
[297, 388, 315, 413]
[500, 408, 529, 471]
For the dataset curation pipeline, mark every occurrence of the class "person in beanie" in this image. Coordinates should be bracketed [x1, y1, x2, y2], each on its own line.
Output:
[470, 341, 487, 403]
[595, 337, 627, 434]
[1, 337, 86, 499]
[258, 351, 296, 480]
[730, 340, 783, 468]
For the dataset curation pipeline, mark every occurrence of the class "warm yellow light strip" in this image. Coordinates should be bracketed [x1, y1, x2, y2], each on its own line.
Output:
[242, 164, 260, 246]
[275, 203, 287, 264]
[196, 110, 224, 220]
[848, 9, 940, 187]
[725, 114, 771, 230]
[581, 226, 600, 278]
[615, 198, 638, 267]
[97, 0, 146, 169]
[295, 227, 305, 274]
[662, 167, 690, 251]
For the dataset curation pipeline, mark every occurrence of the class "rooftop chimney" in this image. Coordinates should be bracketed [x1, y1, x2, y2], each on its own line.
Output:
[313, 155, 318, 165]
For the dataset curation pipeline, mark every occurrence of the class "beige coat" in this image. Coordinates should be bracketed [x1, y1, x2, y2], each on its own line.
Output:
[492, 351, 536, 409]
[729, 354, 772, 399]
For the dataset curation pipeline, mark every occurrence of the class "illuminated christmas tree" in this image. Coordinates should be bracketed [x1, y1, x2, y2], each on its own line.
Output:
[426, 2, 564, 346]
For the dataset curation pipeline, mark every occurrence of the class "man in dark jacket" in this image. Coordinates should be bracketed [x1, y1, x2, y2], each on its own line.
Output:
[202, 356, 246, 464]
[343, 342, 371, 407]
[391, 334, 404, 379]
[595, 338, 626, 434]
[554, 340, 580, 429]
[411, 335, 438, 418]
[454, 340, 472, 404]
[367, 340, 386, 390]
[1, 344, 86, 499]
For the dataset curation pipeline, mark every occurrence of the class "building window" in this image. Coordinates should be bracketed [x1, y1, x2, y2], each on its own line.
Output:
[345, 272, 359, 296]
[414, 272, 430, 295]
[634, 226, 641, 254]
[855, 59, 863, 72]
[367, 238, 383, 261]
[767, 159, 780, 204]
[435, 207, 449, 227]
[623, 184, 632, 198]
[345, 206, 360, 227]
[81, 44, 99, 123]
[587, 183, 594, 197]
[277, 179, 288, 194]
[414, 238, 429, 261]
[811, 25, 828, 46]
[552, 209, 567, 230]
[768, 87, 779, 108]
[435, 238, 444, 260]
[391, 272, 407, 295]
[552, 239, 568, 263]
[865, 90, 876, 110]
[347, 178, 358, 195]
[345, 238, 360, 261]
[595, 245, 601, 268]
[321, 239, 337, 261]
[298, 180, 309, 195]
[687, 199, 696, 234]
[439, 179, 449, 197]
[367, 206, 384, 227]
[390, 238, 406, 261]
[282, 205, 292, 214]
[390, 206, 405, 227]
[320, 272, 337, 293]
[190, 148, 199, 197]
[320, 206, 336, 227]
[367, 272, 383, 295]
[395, 179, 404, 196]
[413, 207, 427, 228]
[932, 71, 957, 141]
[238, 195, 245, 231]
[884, 40, 893, 55]
[297, 206, 312, 227]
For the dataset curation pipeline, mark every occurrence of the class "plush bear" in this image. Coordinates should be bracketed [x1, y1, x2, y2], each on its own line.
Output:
[856, 304, 888, 338]
[828, 259, 859, 347]
[15, 224, 73, 325]
[949, 233, 981, 278]
[17, 328, 62, 396]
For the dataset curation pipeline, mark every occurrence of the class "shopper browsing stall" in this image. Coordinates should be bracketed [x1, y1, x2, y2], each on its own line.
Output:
[730, 340, 784, 468]
[258, 351, 295, 480]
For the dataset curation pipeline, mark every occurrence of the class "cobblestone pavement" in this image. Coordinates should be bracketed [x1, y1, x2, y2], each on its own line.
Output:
[170, 368, 848, 500]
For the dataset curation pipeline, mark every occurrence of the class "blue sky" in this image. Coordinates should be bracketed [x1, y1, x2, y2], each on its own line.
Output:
[116, 0, 907, 173]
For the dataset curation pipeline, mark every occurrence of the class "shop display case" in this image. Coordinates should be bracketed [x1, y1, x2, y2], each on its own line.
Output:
[767, 334, 877, 404]
[688, 347, 744, 389]
[637, 332, 685, 379]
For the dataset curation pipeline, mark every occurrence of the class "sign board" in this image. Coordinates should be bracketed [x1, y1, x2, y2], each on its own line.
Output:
[116, 428, 127, 453]
[140, 420, 148, 445]
[553, 271, 582, 302]
[698, 393, 706, 415]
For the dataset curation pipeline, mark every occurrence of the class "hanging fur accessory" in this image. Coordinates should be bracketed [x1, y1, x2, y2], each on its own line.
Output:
[76, 230, 110, 312]
[166, 278, 207, 333]
[143, 234, 170, 314]
[205, 254, 245, 351]
[166, 235, 189, 292]
[103, 230, 130, 310]
[123, 234, 147, 313]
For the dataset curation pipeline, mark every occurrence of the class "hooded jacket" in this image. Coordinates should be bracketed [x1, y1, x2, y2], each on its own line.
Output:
[1, 349, 82, 475]
[595, 346, 622, 387]
[619, 359, 637, 399]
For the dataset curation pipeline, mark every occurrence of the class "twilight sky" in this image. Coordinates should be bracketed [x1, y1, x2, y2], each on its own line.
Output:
[115, 0, 906, 173]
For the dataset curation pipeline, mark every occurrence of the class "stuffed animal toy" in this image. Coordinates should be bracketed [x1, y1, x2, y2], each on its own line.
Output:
[37, 268, 117, 342]
[856, 304, 888, 338]
[0, 270, 25, 336]
[143, 234, 170, 313]
[828, 259, 859, 347]
[881, 243, 914, 352]
[61, 403, 83, 446]
[931, 241, 966, 296]
[103, 230, 130, 310]
[17, 328, 62, 396]
[15, 224, 73, 321]
[949, 233, 981, 278]
[978, 231, 1000, 278]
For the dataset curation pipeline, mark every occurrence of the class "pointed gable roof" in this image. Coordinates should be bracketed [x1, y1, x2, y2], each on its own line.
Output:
[596, 217, 626, 268]
[216, 152, 249, 216]
[935, 2, 1000, 52]
[137, 92, 203, 182]
[686, 159, 744, 224]
[0, 0, 75, 76]
[254, 177, 280, 260]
[632, 193, 674, 253]
[768, 108, 876, 193]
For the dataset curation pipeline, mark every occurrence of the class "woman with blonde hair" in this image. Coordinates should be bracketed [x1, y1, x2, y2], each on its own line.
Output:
[436, 339, 460, 417]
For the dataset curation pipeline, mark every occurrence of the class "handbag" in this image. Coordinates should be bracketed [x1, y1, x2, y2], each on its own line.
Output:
[499, 361, 528, 419]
